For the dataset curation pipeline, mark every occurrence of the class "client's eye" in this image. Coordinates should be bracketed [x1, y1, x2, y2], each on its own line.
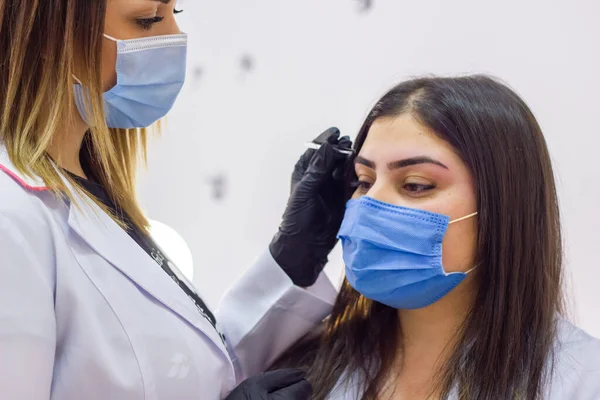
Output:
[174, 9, 184, 14]
[136, 16, 164, 30]
[351, 180, 373, 193]
[403, 183, 436, 194]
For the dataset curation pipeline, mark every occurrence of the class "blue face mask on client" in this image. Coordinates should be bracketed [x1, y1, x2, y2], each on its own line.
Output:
[338, 196, 478, 309]
[74, 33, 188, 129]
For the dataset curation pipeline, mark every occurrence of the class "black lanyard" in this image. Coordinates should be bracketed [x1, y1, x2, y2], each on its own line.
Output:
[141, 235, 227, 345]
[138, 233, 224, 341]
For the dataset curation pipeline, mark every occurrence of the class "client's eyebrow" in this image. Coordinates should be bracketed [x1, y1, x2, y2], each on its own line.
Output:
[355, 155, 449, 170]
[150, 0, 172, 4]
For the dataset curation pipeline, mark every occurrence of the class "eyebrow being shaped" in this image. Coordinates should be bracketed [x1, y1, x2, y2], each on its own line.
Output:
[355, 155, 449, 170]
[151, 0, 172, 4]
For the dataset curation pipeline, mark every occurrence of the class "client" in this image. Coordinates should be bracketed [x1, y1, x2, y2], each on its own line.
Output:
[274, 75, 600, 400]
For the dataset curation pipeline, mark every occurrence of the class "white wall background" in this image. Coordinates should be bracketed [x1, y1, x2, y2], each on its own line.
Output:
[138, 0, 600, 336]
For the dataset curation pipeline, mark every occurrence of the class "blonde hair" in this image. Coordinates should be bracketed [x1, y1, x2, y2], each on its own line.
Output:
[0, 0, 150, 232]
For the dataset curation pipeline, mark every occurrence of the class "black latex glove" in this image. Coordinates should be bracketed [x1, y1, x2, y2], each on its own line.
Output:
[224, 369, 313, 400]
[270, 127, 353, 287]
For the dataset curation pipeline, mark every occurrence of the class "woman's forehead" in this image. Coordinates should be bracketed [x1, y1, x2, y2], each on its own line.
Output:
[362, 116, 454, 156]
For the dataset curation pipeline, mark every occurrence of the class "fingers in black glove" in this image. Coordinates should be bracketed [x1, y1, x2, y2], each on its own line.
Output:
[269, 379, 312, 400]
[314, 126, 341, 146]
[224, 369, 312, 400]
[291, 127, 341, 193]
[333, 136, 353, 181]
[259, 369, 306, 392]
[304, 141, 346, 180]
[290, 127, 352, 200]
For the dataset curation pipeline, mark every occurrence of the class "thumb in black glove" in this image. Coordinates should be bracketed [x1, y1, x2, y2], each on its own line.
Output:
[270, 127, 354, 287]
[224, 369, 313, 400]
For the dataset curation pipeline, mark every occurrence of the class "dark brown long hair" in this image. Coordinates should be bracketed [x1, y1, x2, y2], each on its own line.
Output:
[273, 76, 564, 399]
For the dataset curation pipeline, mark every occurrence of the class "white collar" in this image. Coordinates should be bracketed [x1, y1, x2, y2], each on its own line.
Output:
[0, 143, 49, 191]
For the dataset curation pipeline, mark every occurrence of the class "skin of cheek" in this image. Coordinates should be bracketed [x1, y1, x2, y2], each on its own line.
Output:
[101, 39, 118, 91]
[439, 179, 479, 273]
[101, 1, 126, 91]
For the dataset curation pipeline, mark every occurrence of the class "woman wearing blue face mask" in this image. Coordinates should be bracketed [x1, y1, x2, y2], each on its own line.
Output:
[0, 1, 351, 399]
[272, 76, 600, 399]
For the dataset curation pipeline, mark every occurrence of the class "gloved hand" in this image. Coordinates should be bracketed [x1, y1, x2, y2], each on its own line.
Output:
[224, 369, 312, 400]
[270, 127, 353, 287]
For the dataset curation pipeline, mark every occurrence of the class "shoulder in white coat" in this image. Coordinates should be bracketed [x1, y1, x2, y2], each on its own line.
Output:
[0, 152, 61, 399]
[547, 318, 600, 399]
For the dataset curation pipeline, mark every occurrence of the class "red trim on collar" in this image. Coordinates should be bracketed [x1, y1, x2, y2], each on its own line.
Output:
[0, 163, 48, 191]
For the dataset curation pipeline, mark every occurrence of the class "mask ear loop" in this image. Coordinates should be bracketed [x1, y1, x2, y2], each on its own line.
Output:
[442, 212, 479, 276]
[103, 34, 119, 42]
[448, 212, 478, 225]
[464, 264, 479, 274]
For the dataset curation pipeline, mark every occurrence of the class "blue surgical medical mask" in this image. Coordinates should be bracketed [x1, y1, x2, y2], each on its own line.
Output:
[338, 196, 478, 309]
[74, 33, 188, 129]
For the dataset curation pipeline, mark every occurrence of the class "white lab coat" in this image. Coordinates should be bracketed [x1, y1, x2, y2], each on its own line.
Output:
[326, 318, 600, 399]
[0, 145, 337, 400]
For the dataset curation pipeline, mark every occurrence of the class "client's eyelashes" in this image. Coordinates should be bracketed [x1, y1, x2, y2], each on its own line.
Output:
[350, 180, 373, 193]
[136, 16, 164, 30]
[403, 183, 436, 194]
